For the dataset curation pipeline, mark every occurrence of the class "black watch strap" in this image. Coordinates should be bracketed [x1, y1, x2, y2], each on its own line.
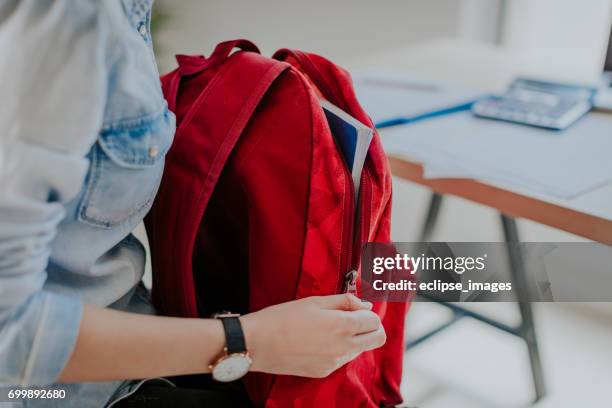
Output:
[219, 316, 247, 354]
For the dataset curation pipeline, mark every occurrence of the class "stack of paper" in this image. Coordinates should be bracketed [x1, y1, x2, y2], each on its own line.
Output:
[381, 111, 612, 199]
[353, 71, 485, 126]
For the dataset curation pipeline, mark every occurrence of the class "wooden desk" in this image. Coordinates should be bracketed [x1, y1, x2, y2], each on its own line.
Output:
[345, 38, 612, 244]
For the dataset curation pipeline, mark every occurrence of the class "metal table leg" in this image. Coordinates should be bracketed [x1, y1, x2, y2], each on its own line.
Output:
[420, 193, 443, 241]
[406, 193, 547, 404]
[501, 214, 547, 402]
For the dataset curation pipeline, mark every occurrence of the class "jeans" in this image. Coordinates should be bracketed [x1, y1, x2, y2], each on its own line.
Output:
[113, 375, 253, 408]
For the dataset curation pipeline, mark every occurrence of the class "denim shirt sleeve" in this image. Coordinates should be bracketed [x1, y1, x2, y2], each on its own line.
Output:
[0, 0, 116, 386]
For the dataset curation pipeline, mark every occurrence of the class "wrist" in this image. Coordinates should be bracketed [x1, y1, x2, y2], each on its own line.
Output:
[207, 313, 253, 382]
[198, 318, 226, 373]
[239, 313, 260, 369]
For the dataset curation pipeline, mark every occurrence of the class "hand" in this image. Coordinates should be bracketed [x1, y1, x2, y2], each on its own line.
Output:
[240, 294, 386, 378]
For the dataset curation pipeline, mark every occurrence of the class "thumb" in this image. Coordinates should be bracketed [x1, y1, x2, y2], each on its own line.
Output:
[316, 294, 373, 311]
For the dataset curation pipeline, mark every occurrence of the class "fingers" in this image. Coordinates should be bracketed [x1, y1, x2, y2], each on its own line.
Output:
[351, 325, 387, 352]
[315, 293, 373, 311]
[344, 309, 381, 335]
[335, 351, 360, 369]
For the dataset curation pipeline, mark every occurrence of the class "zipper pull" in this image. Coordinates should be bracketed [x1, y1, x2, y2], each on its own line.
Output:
[343, 270, 358, 294]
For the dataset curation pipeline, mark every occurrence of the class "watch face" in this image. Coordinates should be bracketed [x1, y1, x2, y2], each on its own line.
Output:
[212, 353, 252, 382]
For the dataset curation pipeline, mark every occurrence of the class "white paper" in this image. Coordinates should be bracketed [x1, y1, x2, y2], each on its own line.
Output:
[353, 71, 486, 124]
[381, 112, 612, 199]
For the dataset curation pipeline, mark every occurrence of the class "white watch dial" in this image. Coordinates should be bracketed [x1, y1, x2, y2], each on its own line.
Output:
[212, 353, 252, 382]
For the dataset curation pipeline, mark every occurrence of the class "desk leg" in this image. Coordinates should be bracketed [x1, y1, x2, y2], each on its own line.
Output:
[501, 214, 547, 403]
[410, 195, 547, 403]
[420, 193, 443, 241]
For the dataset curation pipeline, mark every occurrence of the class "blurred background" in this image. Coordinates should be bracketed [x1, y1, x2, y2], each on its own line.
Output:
[152, 0, 611, 78]
[145, 1, 612, 406]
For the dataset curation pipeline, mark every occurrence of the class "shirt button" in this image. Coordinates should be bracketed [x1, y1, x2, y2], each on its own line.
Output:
[138, 24, 147, 37]
[148, 146, 159, 158]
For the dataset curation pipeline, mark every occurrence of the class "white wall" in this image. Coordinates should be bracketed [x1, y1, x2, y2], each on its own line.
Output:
[458, 0, 505, 44]
[154, 0, 462, 72]
[501, 0, 612, 83]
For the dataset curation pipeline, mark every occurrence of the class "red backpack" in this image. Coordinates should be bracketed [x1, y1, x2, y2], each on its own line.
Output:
[145, 39, 408, 407]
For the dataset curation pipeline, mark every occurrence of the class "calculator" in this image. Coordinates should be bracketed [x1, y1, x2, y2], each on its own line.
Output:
[471, 78, 595, 130]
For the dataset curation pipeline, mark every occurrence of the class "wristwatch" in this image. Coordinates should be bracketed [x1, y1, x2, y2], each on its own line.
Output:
[209, 312, 252, 382]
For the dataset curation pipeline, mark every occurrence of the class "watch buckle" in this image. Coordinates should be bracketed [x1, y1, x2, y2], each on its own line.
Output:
[212, 311, 241, 319]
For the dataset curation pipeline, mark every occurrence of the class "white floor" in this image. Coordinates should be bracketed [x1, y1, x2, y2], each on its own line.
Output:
[402, 302, 612, 407]
[392, 178, 612, 407]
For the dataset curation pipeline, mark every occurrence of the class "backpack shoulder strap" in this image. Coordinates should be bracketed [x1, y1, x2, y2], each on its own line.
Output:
[163, 39, 261, 112]
[273, 49, 350, 112]
[177, 51, 290, 216]
[148, 51, 290, 317]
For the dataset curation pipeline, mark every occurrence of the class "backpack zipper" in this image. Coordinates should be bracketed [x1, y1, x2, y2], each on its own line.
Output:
[289, 50, 372, 296]
[341, 166, 373, 295]
[338, 162, 356, 293]
[343, 269, 358, 294]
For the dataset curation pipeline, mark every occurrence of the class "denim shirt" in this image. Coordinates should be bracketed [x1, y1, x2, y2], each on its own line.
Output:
[0, 0, 175, 406]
